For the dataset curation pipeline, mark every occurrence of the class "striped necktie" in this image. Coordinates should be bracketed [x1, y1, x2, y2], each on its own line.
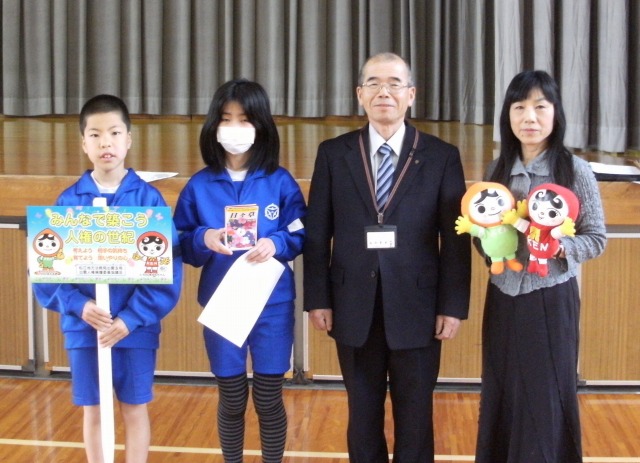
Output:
[376, 143, 394, 208]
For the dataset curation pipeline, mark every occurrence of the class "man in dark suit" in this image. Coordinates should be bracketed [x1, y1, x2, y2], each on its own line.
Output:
[303, 52, 471, 463]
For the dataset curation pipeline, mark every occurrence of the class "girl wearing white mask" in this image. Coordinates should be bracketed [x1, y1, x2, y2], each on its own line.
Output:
[174, 79, 306, 463]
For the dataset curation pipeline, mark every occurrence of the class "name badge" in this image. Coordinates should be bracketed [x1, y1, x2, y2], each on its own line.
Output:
[365, 225, 397, 249]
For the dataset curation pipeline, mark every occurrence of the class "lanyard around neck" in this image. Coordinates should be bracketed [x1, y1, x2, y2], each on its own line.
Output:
[359, 128, 419, 224]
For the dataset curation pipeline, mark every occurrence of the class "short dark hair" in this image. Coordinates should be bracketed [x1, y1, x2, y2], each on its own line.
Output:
[79, 94, 131, 134]
[200, 79, 279, 174]
[491, 70, 575, 188]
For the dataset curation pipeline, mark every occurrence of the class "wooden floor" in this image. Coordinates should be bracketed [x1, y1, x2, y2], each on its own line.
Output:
[1, 376, 640, 462]
[0, 115, 634, 181]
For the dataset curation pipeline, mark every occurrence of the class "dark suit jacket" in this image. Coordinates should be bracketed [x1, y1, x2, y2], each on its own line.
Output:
[303, 122, 471, 350]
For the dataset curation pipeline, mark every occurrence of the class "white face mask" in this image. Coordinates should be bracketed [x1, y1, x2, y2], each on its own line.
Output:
[217, 126, 256, 155]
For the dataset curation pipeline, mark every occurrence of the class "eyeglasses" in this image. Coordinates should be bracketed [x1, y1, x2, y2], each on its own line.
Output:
[360, 82, 411, 94]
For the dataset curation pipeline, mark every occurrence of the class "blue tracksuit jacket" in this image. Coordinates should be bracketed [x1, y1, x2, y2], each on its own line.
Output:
[32, 169, 183, 349]
[173, 166, 306, 307]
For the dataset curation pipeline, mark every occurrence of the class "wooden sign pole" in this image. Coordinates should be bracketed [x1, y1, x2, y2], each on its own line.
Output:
[93, 197, 115, 463]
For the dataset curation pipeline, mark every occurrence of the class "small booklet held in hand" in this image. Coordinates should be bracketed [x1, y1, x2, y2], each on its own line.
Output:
[225, 204, 259, 250]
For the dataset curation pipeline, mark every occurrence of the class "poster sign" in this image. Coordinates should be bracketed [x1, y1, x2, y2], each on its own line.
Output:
[27, 206, 173, 284]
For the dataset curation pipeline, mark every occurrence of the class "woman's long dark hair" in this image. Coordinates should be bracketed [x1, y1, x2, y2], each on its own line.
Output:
[200, 79, 279, 174]
[490, 70, 575, 188]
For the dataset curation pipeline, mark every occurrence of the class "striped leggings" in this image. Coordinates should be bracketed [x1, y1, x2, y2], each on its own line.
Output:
[216, 372, 287, 463]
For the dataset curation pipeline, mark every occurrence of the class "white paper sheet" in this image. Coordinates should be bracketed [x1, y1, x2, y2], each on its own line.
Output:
[198, 254, 285, 347]
[137, 171, 179, 182]
[589, 162, 640, 176]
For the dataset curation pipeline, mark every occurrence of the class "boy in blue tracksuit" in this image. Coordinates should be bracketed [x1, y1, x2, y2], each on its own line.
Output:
[33, 94, 182, 463]
[174, 79, 305, 463]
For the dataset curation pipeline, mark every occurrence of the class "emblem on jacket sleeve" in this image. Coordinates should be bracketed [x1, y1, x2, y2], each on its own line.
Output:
[265, 203, 279, 220]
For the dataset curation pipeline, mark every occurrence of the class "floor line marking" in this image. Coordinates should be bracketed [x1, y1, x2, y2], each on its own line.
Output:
[1, 438, 638, 461]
